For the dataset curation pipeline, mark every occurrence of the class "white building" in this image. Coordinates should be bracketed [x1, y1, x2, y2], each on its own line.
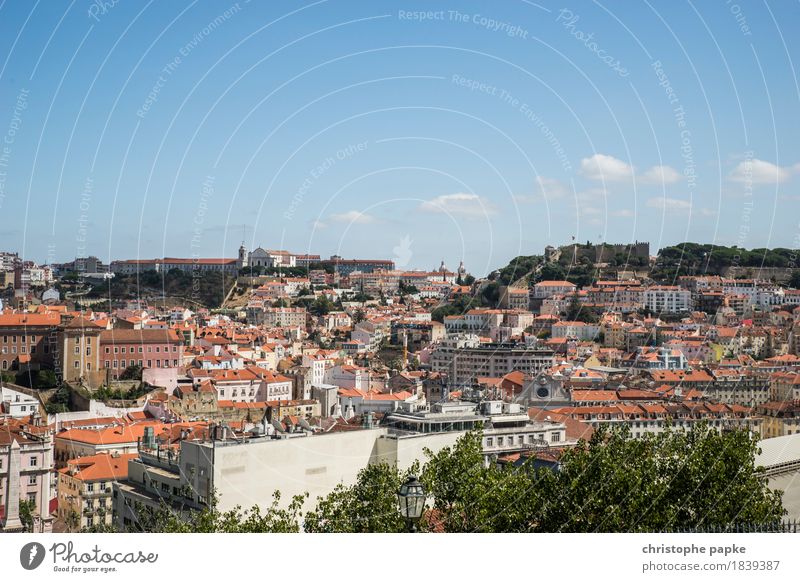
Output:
[551, 321, 601, 341]
[0, 387, 40, 418]
[532, 280, 577, 300]
[247, 248, 297, 268]
[643, 286, 691, 314]
[429, 335, 555, 385]
[324, 365, 371, 390]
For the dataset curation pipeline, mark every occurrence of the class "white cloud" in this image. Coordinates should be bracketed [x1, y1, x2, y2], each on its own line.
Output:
[611, 209, 634, 217]
[514, 177, 570, 203]
[729, 158, 797, 184]
[329, 210, 376, 224]
[581, 154, 681, 186]
[535, 176, 570, 199]
[580, 154, 633, 181]
[419, 193, 496, 217]
[641, 165, 682, 184]
[645, 197, 713, 216]
[576, 187, 608, 203]
[646, 197, 692, 212]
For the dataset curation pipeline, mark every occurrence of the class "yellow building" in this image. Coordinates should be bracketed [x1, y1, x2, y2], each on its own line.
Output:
[57, 452, 137, 531]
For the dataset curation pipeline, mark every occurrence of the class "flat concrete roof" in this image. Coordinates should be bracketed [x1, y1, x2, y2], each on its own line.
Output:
[756, 434, 800, 468]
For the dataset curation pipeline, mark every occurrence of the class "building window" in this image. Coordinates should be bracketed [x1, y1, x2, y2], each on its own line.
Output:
[30, 456, 37, 467]
[28, 474, 37, 485]
[551, 432, 561, 443]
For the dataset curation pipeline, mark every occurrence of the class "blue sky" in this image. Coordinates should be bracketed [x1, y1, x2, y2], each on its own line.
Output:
[0, 0, 798, 275]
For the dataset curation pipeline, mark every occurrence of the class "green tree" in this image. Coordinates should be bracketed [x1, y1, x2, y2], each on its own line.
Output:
[45, 384, 71, 414]
[310, 295, 335, 316]
[19, 499, 36, 532]
[128, 491, 305, 533]
[304, 463, 416, 533]
[119, 364, 143, 381]
[538, 262, 566, 281]
[104, 425, 784, 533]
[789, 270, 800, 289]
[537, 425, 784, 532]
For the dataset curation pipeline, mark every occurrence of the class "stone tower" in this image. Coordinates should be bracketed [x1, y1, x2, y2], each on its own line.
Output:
[238, 243, 248, 269]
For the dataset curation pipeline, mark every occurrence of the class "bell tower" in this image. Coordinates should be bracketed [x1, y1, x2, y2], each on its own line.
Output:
[238, 242, 248, 269]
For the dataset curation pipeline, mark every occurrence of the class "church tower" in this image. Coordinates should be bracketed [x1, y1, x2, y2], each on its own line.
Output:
[238, 243, 248, 269]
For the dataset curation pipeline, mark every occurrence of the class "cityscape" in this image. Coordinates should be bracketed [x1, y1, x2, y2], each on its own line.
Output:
[1, 1, 800, 577]
[1, 240, 800, 533]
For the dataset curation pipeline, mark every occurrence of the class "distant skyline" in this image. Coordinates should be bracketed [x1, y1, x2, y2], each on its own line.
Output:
[1, 1, 799, 275]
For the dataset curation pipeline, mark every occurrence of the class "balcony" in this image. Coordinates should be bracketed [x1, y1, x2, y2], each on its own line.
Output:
[82, 488, 112, 497]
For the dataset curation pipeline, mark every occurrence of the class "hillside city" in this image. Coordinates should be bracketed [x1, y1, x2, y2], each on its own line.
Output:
[1, 240, 800, 532]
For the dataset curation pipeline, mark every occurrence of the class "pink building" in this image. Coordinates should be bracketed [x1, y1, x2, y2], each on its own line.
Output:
[0, 418, 55, 532]
[100, 328, 184, 379]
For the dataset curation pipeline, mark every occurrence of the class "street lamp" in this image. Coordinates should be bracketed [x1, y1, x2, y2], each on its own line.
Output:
[397, 475, 426, 532]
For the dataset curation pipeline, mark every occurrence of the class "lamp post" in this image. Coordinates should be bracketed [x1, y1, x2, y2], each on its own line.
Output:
[397, 475, 426, 532]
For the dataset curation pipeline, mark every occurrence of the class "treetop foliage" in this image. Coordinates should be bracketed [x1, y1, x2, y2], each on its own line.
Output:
[119, 424, 784, 534]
